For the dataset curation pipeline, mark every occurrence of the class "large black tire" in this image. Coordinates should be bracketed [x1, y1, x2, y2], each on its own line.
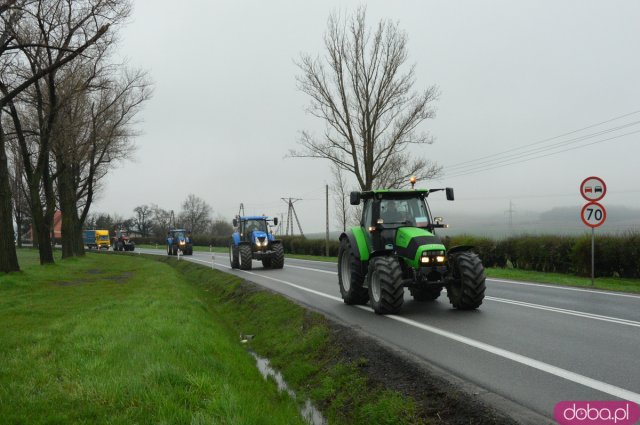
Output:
[239, 244, 253, 270]
[368, 256, 404, 315]
[447, 251, 486, 310]
[337, 237, 369, 305]
[410, 286, 442, 301]
[229, 244, 239, 268]
[167, 244, 172, 256]
[271, 243, 284, 269]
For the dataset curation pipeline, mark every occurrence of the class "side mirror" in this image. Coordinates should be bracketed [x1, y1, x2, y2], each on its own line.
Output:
[232, 218, 238, 227]
[434, 217, 443, 224]
[350, 191, 361, 205]
[446, 188, 454, 201]
[273, 217, 278, 226]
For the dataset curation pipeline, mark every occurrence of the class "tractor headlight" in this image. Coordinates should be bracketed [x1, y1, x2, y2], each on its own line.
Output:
[179, 240, 185, 245]
[421, 251, 446, 264]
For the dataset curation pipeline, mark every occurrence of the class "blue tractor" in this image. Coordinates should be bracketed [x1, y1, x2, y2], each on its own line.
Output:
[167, 228, 193, 255]
[229, 216, 283, 270]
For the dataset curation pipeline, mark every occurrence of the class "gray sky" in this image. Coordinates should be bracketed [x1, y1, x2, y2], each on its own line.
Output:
[93, 0, 640, 233]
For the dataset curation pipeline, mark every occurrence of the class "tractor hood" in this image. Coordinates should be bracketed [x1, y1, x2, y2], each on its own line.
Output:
[251, 230, 268, 241]
[395, 227, 445, 265]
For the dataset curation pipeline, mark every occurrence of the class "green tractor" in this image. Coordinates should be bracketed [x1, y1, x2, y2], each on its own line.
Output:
[338, 183, 485, 315]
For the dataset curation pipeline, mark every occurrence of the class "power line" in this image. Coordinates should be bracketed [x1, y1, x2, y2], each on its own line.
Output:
[445, 120, 640, 174]
[443, 109, 640, 170]
[445, 129, 640, 179]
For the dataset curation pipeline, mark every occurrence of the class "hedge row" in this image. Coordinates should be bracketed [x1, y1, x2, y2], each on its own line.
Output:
[137, 235, 341, 257]
[442, 233, 640, 278]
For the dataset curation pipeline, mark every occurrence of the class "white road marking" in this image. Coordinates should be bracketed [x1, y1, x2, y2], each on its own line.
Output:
[284, 264, 337, 275]
[188, 256, 640, 404]
[488, 278, 640, 299]
[485, 296, 640, 328]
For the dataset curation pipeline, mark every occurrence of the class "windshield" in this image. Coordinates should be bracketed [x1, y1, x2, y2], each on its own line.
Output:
[98, 235, 110, 241]
[172, 231, 186, 239]
[242, 220, 268, 234]
[379, 197, 430, 228]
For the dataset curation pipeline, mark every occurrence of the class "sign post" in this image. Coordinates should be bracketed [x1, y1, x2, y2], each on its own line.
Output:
[580, 177, 607, 286]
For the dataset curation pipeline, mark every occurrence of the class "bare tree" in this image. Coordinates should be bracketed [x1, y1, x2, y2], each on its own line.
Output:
[1, 0, 127, 265]
[53, 65, 151, 258]
[132, 205, 153, 237]
[292, 7, 442, 191]
[179, 194, 212, 235]
[150, 204, 172, 236]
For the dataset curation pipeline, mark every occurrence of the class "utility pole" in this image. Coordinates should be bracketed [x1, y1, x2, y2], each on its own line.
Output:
[281, 198, 304, 237]
[505, 200, 515, 234]
[325, 184, 329, 256]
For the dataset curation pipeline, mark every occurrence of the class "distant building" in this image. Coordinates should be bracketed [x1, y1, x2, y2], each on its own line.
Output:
[27, 211, 62, 242]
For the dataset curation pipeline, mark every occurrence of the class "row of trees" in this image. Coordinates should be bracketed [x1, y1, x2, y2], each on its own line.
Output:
[1, 0, 151, 272]
[87, 194, 233, 239]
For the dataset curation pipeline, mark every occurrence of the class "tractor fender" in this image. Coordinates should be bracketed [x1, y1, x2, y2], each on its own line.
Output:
[231, 233, 241, 246]
[339, 231, 360, 260]
[447, 245, 475, 256]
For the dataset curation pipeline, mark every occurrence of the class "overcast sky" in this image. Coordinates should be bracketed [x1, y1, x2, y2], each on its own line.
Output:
[92, 0, 640, 233]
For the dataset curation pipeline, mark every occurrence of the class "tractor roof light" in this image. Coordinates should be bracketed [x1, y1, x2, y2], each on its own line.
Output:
[410, 176, 417, 189]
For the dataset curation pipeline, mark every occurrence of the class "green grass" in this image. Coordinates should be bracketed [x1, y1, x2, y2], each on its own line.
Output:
[165, 258, 423, 425]
[0, 249, 305, 425]
[485, 267, 640, 293]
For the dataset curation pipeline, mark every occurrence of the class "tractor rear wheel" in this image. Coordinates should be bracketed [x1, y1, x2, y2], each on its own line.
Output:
[167, 244, 172, 255]
[271, 243, 284, 269]
[239, 245, 252, 270]
[447, 251, 486, 310]
[337, 237, 369, 305]
[368, 256, 404, 314]
[410, 286, 442, 301]
[229, 243, 239, 268]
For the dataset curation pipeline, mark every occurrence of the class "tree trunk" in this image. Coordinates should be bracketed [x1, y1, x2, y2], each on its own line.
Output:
[0, 115, 20, 273]
[57, 156, 77, 258]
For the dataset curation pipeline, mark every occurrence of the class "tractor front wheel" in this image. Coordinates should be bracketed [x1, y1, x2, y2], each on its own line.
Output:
[239, 245, 252, 270]
[368, 256, 404, 314]
[410, 286, 442, 301]
[337, 237, 368, 305]
[447, 251, 486, 310]
[271, 243, 284, 269]
[229, 243, 240, 268]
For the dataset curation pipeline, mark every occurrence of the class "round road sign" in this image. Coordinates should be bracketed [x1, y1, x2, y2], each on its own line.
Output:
[581, 202, 607, 228]
[580, 176, 606, 201]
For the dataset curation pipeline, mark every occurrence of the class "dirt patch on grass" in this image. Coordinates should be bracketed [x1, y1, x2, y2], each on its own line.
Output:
[53, 272, 133, 286]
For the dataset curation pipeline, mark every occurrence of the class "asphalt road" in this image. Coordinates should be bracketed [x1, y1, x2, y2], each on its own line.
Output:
[135, 247, 640, 422]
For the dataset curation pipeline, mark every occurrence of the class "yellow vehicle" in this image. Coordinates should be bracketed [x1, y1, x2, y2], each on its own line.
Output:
[84, 229, 111, 250]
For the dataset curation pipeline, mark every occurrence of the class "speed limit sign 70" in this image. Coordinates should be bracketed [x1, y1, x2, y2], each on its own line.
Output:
[581, 202, 606, 228]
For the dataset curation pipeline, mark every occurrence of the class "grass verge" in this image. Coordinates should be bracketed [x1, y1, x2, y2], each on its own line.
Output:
[0, 249, 305, 424]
